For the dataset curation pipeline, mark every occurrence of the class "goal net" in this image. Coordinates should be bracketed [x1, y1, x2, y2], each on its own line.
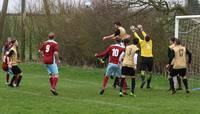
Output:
[175, 15, 200, 90]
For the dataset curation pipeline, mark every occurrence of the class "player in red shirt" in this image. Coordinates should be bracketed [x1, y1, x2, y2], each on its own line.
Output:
[95, 37, 125, 95]
[39, 33, 60, 95]
[2, 51, 13, 84]
[2, 37, 12, 84]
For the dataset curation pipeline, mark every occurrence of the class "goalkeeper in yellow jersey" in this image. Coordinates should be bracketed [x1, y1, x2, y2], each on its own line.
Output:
[130, 24, 153, 89]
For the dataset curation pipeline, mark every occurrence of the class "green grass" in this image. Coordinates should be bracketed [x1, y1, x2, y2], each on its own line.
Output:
[0, 63, 200, 114]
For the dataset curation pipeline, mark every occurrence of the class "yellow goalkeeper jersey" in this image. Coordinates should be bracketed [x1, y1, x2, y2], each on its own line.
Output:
[133, 31, 153, 57]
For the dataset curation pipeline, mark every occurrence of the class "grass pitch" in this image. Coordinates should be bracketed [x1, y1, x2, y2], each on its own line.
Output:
[0, 63, 200, 114]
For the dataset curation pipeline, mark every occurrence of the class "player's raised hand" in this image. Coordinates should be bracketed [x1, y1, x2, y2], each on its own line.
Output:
[137, 24, 143, 31]
[130, 25, 136, 32]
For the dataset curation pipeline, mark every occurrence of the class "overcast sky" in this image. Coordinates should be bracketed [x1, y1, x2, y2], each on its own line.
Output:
[0, 0, 186, 13]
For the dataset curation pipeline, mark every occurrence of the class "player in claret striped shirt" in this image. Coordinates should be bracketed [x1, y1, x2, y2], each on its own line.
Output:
[95, 37, 125, 95]
[39, 32, 60, 95]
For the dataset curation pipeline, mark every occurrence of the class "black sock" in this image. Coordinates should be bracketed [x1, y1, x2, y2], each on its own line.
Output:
[10, 76, 17, 85]
[120, 78, 125, 92]
[16, 75, 22, 87]
[177, 76, 182, 88]
[147, 76, 152, 87]
[182, 79, 188, 90]
[131, 78, 135, 93]
[141, 75, 145, 83]
[169, 78, 175, 91]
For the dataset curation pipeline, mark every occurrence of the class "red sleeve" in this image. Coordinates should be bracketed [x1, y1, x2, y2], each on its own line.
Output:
[96, 46, 111, 58]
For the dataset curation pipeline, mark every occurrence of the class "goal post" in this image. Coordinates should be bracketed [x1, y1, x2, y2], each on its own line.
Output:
[174, 15, 200, 90]
[175, 15, 200, 38]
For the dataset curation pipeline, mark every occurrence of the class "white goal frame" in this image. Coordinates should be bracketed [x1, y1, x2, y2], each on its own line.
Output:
[175, 15, 200, 38]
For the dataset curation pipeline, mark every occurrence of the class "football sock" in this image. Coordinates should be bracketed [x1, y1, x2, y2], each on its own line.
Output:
[131, 78, 136, 93]
[169, 78, 175, 91]
[49, 77, 54, 89]
[113, 77, 119, 87]
[123, 78, 126, 93]
[120, 78, 126, 92]
[141, 75, 145, 83]
[10, 75, 17, 86]
[53, 77, 58, 90]
[182, 79, 188, 90]
[147, 75, 152, 88]
[6, 73, 9, 83]
[102, 76, 109, 90]
[16, 75, 22, 87]
[177, 76, 182, 89]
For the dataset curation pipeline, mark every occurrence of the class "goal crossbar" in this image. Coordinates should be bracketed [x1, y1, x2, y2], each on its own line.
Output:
[175, 15, 200, 38]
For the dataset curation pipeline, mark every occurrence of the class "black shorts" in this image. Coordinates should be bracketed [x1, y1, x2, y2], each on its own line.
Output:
[122, 66, 135, 76]
[141, 57, 153, 72]
[170, 68, 186, 77]
[11, 65, 22, 75]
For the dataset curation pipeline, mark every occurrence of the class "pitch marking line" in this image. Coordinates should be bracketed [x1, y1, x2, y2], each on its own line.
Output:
[0, 87, 141, 110]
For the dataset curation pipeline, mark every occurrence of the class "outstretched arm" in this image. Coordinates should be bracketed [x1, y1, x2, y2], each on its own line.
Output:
[130, 25, 143, 42]
[95, 46, 111, 58]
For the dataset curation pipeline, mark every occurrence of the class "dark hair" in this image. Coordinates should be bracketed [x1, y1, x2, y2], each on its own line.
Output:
[114, 21, 121, 26]
[48, 32, 55, 39]
[123, 38, 130, 44]
[133, 38, 139, 45]
[115, 36, 121, 43]
[11, 39, 17, 44]
[145, 35, 150, 41]
[175, 39, 181, 45]
[170, 37, 176, 43]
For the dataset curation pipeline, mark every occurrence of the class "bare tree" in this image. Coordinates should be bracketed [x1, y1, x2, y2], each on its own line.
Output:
[43, 0, 53, 28]
[0, 0, 9, 42]
[21, 0, 26, 61]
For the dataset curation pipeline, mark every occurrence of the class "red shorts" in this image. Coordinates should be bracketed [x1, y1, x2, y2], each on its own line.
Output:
[2, 63, 8, 71]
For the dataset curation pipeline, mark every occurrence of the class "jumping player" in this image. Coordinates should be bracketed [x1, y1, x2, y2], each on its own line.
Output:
[130, 24, 153, 89]
[102, 21, 130, 89]
[95, 37, 124, 95]
[39, 32, 60, 95]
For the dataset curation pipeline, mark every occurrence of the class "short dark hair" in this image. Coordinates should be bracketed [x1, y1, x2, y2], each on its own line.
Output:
[115, 36, 121, 43]
[133, 38, 139, 45]
[114, 21, 121, 26]
[145, 35, 150, 41]
[175, 39, 181, 45]
[123, 38, 130, 44]
[170, 37, 176, 43]
[48, 32, 55, 39]
[11, 39, 17, 44]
